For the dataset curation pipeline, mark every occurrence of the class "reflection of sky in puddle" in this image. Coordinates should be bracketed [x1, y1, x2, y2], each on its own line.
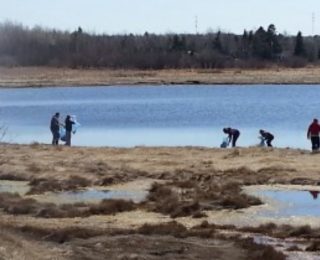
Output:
[40, 189, 148, 204]
[253, 189, 320, 217]
[0, 181, 30, 195]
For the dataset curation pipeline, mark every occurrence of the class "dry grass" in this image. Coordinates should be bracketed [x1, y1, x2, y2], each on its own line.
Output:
[138, 221, 188, 238]
[3, 67, 320, 88]
[306, 241, 320, 251]
[0, 192, 137, 218]
[145, 178, 262, 218]
[16, 225, 105, 244]
[238, 238, 286, 260]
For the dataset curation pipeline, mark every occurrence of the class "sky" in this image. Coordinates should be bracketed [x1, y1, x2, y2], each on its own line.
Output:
[0, 0, 319, 35]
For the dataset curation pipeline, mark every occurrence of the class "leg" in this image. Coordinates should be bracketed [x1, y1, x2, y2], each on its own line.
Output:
[315, 136, 320, 151]
[232, 132, 240, 147]
[52, 131, 59, 145]
[267, 137, 273, 147]
[55, 131, 60, 145]
[65, 131, 71, 146]
[311, 137, 319, 151]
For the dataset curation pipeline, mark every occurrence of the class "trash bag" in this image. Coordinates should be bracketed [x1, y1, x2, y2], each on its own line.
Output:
[60, 127, 66, 141]
[258, 136, 265, 147]
[220, 137, 229, 148]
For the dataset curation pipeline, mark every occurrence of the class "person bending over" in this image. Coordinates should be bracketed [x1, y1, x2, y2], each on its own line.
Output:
[223, 127, 240, 147]
[259, 129, 274, 147]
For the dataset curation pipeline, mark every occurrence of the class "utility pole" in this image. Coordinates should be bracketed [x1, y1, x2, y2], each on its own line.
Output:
[195, 15, 198, 34]
[312, 12, 315, 35]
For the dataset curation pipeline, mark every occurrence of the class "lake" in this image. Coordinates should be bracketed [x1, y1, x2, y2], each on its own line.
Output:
[0, 85, 318, 149]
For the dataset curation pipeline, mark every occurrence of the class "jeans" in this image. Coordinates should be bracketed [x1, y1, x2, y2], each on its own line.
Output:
[311, 136, 320, 151]
[51, 130, 60, 145]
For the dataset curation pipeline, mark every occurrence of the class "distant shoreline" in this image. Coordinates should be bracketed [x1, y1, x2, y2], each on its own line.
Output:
[1, 66, 320, 88]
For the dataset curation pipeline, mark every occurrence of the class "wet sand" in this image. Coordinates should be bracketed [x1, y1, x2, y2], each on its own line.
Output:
[2, 67, 320, 87]
[0, 144, 320, 259]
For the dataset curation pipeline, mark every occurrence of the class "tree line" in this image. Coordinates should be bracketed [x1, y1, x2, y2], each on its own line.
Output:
[0, 22, 319, 69]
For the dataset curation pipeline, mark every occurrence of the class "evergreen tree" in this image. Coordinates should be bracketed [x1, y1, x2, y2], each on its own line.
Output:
[294, 31, 306, 57]
[266, 24, 282, 58]
[213, 31, 223, 52]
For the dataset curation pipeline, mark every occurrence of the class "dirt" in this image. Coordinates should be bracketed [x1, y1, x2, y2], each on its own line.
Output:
[0, 144, 320, 259]
[2, 67, 320, 88]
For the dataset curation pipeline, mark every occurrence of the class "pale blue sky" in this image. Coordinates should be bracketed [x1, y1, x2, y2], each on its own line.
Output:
[0, 0, 319, 35]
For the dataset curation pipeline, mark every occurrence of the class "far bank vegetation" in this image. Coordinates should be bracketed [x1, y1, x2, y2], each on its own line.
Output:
[0, 22, 318, 69]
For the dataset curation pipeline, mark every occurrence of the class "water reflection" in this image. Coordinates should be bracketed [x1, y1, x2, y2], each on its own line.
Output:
[309, 190, 319, 200]
[251, 188, 320, 217]
[34, 189, 148, 204]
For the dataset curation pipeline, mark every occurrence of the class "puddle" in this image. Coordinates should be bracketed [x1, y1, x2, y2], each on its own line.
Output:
[0, 181, 30, 195]
[0, 179, 156, 205]
[31, 179, 157, 204]
[245, 185, 320, 218]
[34, 188, 148, 204]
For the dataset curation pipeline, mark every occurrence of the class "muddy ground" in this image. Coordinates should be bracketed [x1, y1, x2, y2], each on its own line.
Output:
[0, 144, 320, 259]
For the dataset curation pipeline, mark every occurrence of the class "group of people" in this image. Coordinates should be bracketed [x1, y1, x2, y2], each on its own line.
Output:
[50, 112, 76, 146]
[49, 113, 320, 151]
[222, 128, 274, 148]
[223, 118, 320, 151]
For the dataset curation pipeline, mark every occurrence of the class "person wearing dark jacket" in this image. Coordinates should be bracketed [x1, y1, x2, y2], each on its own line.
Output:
[65, 115, 75, 146]
[50, 112, 61, 145]
[259, 129, 274, 147]
[307, 118, 320, 151]
[223, 127, 240, 147]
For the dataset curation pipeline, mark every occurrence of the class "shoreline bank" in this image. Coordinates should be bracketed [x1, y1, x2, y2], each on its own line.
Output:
[1, 67, 320, 88]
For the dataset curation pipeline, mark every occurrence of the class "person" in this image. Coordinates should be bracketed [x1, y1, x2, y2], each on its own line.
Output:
[65, 115, 75, 146]
[307, 118, 320, 151]
[223, 127, 240, 147]
[50, 112, 61, 145]
[259, 129, 274, 147]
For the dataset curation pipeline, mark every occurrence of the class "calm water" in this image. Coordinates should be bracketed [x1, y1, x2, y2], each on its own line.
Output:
[0, 85, 319, 148]
[39, 189, 148, 204]
[253, 189, 320, 217]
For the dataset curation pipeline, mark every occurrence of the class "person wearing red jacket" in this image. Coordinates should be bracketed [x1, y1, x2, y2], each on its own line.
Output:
[307, 118, 320, 151]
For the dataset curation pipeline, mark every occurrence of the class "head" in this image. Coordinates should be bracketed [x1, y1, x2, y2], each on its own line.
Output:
[66, 115, 71, 120]
[223, 128, 229, 134]
[259, 129, 264, 135]
[313, 118, 318, 124]
[55, 112, 60, 117]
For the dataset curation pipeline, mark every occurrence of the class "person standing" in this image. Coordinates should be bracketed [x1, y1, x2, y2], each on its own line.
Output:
[307, 118, 320, 151]
[259, 129, 274, 147]
[50, 112, 61, 145]
[65, 115, 75, 146]
[223, 127, 240, 147]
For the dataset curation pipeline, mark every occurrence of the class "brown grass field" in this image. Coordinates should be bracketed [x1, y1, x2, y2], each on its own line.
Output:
[0, 144, 320, 259]
[2, 66, 320, 87]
